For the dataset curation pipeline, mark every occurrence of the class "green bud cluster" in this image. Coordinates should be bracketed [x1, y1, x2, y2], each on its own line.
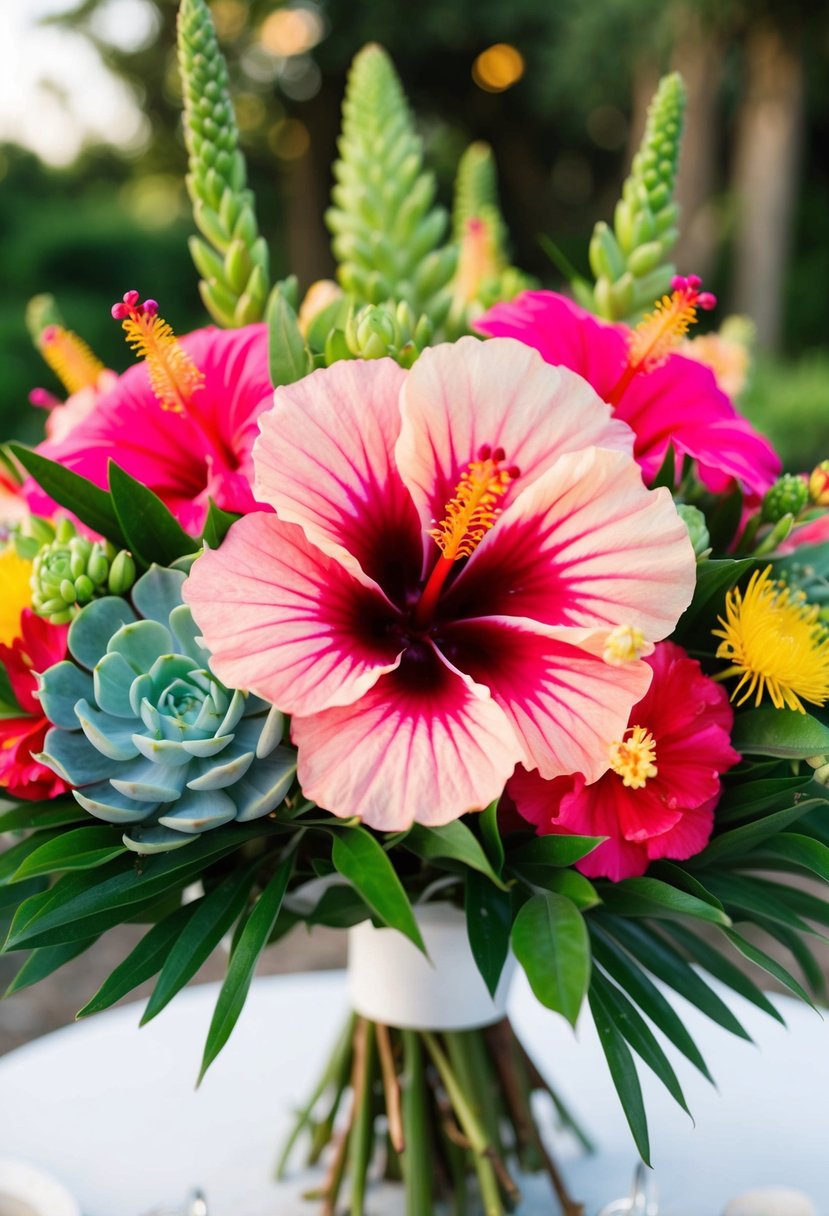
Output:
[341, 301, 432, 367]
[31, 519, 136, 625]
[676, 504, 711, 561]
[177, 0, 269, 327]
[761, 474, 809, 524]
[589, 72, 686, 324]
[326, 44, 456, 324]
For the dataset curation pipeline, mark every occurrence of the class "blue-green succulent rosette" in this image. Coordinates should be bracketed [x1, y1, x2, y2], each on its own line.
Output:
[35, 565, 296, 853]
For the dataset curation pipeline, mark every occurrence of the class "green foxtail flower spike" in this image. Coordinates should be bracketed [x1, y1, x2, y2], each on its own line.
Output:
[177, 0, 270, 327]
[326, 44, 456, 325]
[31, 518, 136, 625]
[589, 71, 686, 324]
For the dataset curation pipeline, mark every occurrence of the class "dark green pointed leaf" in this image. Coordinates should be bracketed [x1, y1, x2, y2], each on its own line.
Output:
[331, 827, 424, 952]
[695, 799, 825, 865]
[12, 826, 126, 880]
[512, 892, 590, 1026]
[544, 869, 600, 910]
[732, 708, 829, 760]
[108, 461, 198, 566]
[405, 822, 507, 890]
[659, 922, 784, 1024]
[508, 835, 603, 869]
[591, 970, 691, 1116]
[723, 928, 817, 1009]
[703, 873, 817, 935]
[751, 916, 827, 1000]
[648, 863, 725, 912]
[675, 557, 751, 635]
[649, 443, 676, 491]
[603, 918, 752, 1041]
[199, 857, 293, 1081]
[4, 937, 99, 996]
[715, 773, 816, 824]
[0, 801, 87, 834]
[464, 870, 512, 997]
[0, 661, 21, 715]
[76, 903, 197, 1017]
[267, 287, 310, 386]
[200, 499, 240, 548]
[141, 863, 259, 1025]
[478, 800, 505, 875]
[589, 928, 713, 1081]
[10, 444, 127, 547]
[598, 877, 731, 926]
[741, 831, 829, 883]
[589, 984, 650, 1164]
[0, 832, 64, 885]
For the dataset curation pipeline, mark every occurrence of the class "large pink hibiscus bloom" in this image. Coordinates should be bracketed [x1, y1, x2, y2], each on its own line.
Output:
[184, 337, 696, 830]
[476, 290, 780, 498]
[509, 641, 740, 880]
[25, 323, 273, 533]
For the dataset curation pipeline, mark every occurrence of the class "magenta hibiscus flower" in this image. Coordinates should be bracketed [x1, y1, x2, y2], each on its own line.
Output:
[509, 641, 740, 881]
[26, 296, 273, 533]
[0, 611, 69, 802]
[184, 338, 696, 830]
[476, 286, 780, 498]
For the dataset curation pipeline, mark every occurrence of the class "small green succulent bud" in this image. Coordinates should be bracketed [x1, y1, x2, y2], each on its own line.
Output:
[341, 301, 432, 368]
[761, 474, 809, 524]
[31, 520, 136, 624]
[676, 504, 711, 560]
[346, 305, 398, 359]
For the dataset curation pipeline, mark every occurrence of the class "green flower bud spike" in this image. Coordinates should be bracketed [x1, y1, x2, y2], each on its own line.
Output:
[177, 0, 270, 327]
[446, 142, 534, 338]
[761, 474, 809, 524]
[589, 72, 686, 324]
[31, 519, 136, 625]
[326, 44, 456, 325]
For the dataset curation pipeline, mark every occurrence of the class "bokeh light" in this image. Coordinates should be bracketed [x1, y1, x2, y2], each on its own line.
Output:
[260, 6, 324, 57]
[472, 44, 525, 93]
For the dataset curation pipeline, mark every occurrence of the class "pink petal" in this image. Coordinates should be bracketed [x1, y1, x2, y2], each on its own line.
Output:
[645, 797, 716, 863]
[396, 336, 632, 560]
[443, 446, 696, 639]
[442, 617, 652, 782]
[292, 644, 521, 830]
[254, 359, 423, 603]
[183, 512, 404, 714]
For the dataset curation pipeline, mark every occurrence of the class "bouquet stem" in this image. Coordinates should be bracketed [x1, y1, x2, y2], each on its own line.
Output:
[279, 1014, 588, 1216]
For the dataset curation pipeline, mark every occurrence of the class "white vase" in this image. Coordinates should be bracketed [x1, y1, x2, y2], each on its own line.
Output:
[347, 902, 515, 1031]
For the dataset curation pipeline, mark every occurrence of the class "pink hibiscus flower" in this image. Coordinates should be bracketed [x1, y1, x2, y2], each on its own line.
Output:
[509, 641, 740, 881]
[0, 610, 70, 802]
[476, 288, 780, 498]
[25, 303, 273, 533]
[184, 337, 696, 830]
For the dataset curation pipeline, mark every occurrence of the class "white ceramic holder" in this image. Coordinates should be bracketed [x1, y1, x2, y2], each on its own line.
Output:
[347, 901, 515, 1030]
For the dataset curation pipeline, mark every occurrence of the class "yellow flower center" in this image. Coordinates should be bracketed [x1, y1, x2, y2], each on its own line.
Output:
[39, 325, 105, 395]
[0, 546, 34, 646]
[713, 565, 829, 713]
[608, 725, 658, 789]
[603, 623, 647, 666]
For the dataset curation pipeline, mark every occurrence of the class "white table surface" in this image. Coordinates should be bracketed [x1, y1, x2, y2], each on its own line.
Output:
[0, 968, 825, 1216]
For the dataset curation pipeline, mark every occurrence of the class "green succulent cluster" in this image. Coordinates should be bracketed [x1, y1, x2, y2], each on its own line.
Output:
[177, 0, 269, 326]
[587, 72, 686, 324]
[36, 566, 296, 854]
[31, 518, 136, 625]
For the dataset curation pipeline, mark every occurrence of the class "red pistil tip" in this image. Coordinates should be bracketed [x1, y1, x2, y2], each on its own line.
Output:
[478, 444, 492, 460]
[123, 290, 140, 308]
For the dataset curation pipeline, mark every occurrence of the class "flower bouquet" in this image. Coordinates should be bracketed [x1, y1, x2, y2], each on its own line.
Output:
[3, 3, 829, 1213]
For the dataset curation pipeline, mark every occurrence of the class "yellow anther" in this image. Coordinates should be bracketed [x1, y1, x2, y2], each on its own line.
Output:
[39, 326, 105, 396]
[608, 725, 658, 789]
[428, 454, 515, 562]
[603, 624, 648, 666]
[114, 296, 203, 415]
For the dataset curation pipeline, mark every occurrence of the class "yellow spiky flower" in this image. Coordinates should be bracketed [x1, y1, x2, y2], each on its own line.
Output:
[0, 545, 33, 646]
[713, 566, 829, 713]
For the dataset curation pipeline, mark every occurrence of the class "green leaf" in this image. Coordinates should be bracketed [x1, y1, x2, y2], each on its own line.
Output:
[590, 969, 691, 1116]
[715, 773, 816, 824]
[702, 873, 816, 935]
[543, 869, 601, 910]
[511, 892, 590, 1027]
[10, 444, 126, 547]
[0, 661, 21, 715]
[648, 863, 726, 912]
[478, 800, 505, 875]
[723, 927, 818, 1009]
[0, 832, 64, 886]
[201, 499, 240, 548]
[589, 928, 714, 1082]
[141, 863, 259, 1025]
[732, 708, 829, 760]
[4, 937, 100, 996]
[694, 799, 825, 865]
[108, 462, 198, 567]
[331, 827, 425, 952]
[464, 870, 512, 998]
[597, 877, 731, 926]
[659, 922, 784, 1025]
[76, 903, 197, 1018]
[267, 287, 310, 386]
[199, 857, 293, 1081]
[675, 558, 751, 636]
[750, 917, 827, 1000]
[589, 983, 650, 1164]
[405, 822, 507, 890]
[508, 835, 603, 869]
[0, 801, 87, 834]
[12, 826, 126, 880]
[601, 918, 752, 1041]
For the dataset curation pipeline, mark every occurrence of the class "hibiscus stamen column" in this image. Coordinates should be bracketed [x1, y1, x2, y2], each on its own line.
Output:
[111, 291, 204, 415]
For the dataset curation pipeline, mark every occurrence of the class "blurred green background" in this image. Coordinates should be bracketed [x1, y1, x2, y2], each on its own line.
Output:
[1, 0, 827, 467]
